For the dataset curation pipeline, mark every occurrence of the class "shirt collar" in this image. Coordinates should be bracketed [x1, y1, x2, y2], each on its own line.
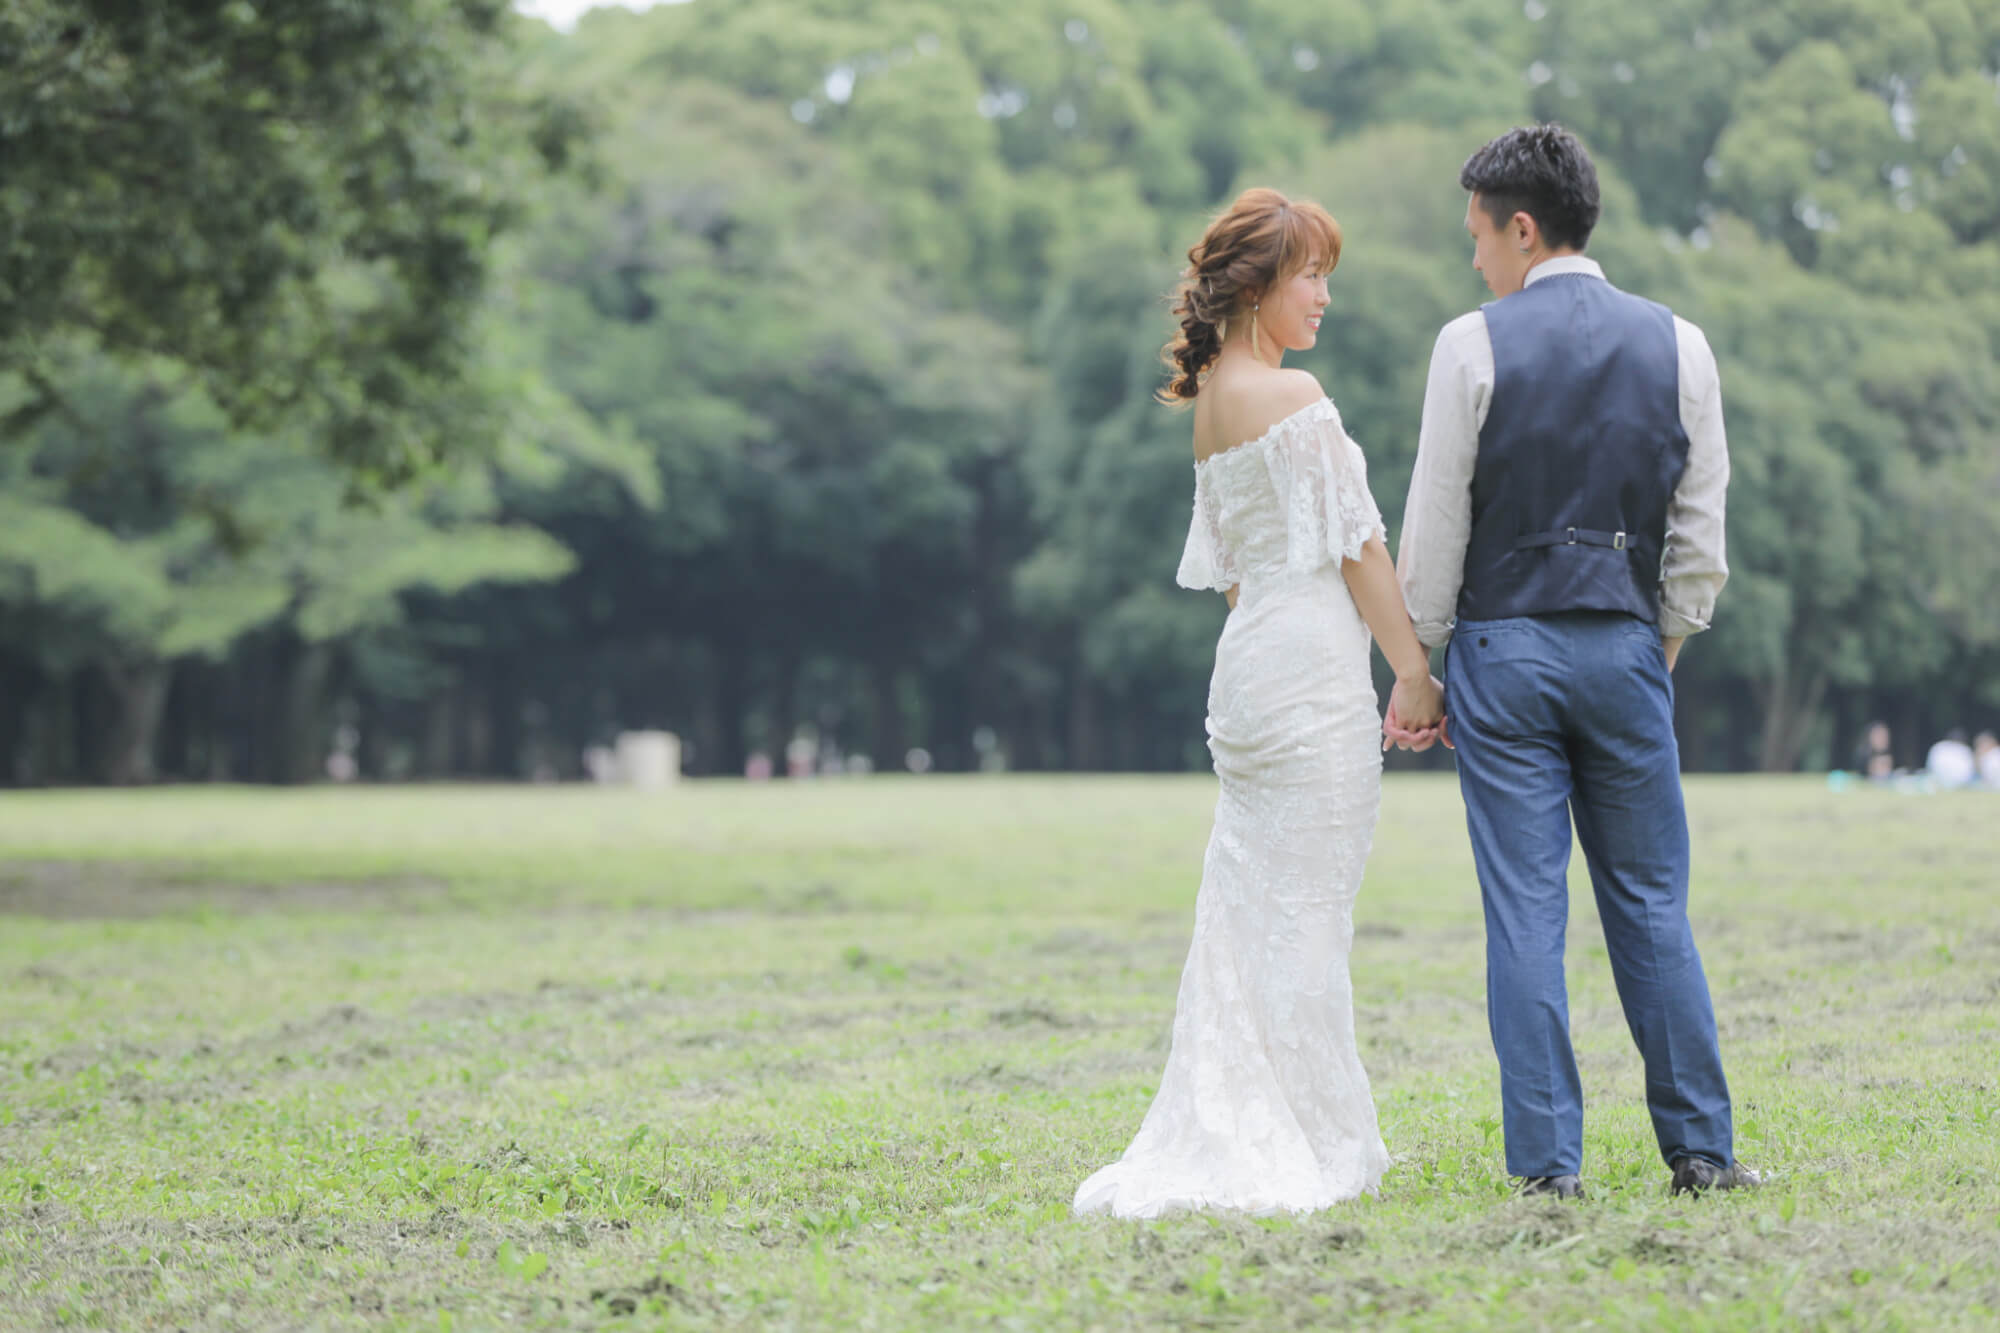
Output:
[1523, 255, 1605, 287]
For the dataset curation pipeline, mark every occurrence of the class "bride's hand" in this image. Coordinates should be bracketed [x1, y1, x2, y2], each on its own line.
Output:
[1382, 675, 1451, 752]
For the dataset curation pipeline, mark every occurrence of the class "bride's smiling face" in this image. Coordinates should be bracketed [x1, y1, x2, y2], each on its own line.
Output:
[1255, 260, 1332, 352]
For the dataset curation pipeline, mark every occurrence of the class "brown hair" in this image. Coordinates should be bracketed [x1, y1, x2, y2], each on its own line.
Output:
[1158, 188, 1343, 404]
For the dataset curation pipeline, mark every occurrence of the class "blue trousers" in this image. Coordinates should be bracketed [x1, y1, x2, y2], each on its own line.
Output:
[1445, 613, 1734, 1177]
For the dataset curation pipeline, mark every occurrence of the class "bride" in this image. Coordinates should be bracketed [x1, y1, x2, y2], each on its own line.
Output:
[1074, 188, 1446, 1218]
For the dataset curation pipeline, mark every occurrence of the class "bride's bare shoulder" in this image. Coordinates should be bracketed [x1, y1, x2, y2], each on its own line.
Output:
[1193, 367, 1327, 462]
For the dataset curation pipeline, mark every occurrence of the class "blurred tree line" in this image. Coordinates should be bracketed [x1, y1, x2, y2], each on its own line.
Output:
[4, 0, 1998, 783]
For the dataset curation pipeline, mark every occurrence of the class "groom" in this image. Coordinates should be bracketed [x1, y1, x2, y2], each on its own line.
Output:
[1388, 124, 1754, 1199]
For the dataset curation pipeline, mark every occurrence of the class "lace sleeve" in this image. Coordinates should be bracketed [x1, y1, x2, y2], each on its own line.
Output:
[1279, 402, 1387, 574]
[1175, 467, 1237, 591]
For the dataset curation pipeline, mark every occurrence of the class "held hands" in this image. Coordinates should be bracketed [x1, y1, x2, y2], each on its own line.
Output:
[1382, 673, 1452, 753]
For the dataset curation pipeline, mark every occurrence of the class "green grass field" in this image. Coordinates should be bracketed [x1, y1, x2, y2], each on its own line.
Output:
[1, 775, 1995, 1330]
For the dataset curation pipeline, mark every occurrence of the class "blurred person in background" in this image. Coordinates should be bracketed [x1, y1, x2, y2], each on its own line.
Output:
[1926, 728, 1977, 788]
[1974, 732, 2000, 788]
[1851, 720, 1895, 781]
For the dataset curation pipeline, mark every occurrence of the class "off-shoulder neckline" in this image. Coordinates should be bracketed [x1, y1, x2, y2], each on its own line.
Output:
[1192, 396, 1338, 471]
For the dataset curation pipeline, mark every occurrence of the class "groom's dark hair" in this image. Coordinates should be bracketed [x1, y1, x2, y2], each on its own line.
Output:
[1460, 124, 1601, 251]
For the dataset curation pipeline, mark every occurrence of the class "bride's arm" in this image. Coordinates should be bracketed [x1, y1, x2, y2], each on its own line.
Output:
[1341, 538, 1443, 727]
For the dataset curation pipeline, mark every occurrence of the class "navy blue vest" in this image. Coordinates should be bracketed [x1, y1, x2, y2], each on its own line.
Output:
[1457, 273, 1691, 625]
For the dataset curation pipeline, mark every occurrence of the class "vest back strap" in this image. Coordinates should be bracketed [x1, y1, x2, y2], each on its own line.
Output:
[1512, 527, 1643, 554]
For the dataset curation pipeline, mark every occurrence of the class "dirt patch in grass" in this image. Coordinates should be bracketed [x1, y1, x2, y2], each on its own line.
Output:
[755, 881, 855, 914]
[589, 1274, 710, 1317]
[942, 1061, 1057, 1091]
[1453, 1197, 1588, 1252]
[0, 861, 449, 919]
[989, 1000, 1088, 1028]
[1033, 928, 1128, 955]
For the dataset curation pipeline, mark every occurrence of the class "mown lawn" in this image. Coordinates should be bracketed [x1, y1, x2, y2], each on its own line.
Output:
[1, 775, 1995, 1330]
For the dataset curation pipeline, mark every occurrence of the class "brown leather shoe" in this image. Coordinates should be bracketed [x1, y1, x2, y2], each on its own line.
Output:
[1670, 1157, 1760, 1195]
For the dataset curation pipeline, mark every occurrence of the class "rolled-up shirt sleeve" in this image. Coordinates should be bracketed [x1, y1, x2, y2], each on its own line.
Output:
[1397, 313, 1489, 648]
[1659, 319, 1730, 638]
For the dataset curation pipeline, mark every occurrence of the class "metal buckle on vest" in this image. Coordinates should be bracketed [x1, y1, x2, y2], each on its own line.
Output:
[1565, 527, 1577, 545]
[1613, 531, 1627, 550]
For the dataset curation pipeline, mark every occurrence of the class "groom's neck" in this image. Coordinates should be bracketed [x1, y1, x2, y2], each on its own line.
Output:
[1525, 246, 1585, 275]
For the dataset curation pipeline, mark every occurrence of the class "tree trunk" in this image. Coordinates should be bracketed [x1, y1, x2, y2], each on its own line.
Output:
[73, 664, 108, 780]
[0, 655, 41, 786]
[421, 691, 455, 778]
[460, 682, 492, 775]
[157, 660, 194, 781]
[487, 666, 522, 780]
[713, 639, 750, 776]
[1066, 671, 1100, 771]
[1011, 695, 1047, 772]
[1895, 692, 1923, 771]
[1753, 662, 1829, 773]
[870, 656, 906, 771]
[928, 666, 972, 772]
[1672, 682, 1708, 772]
[768, 649, 801, 775]
[1825, 687, 1855, 774]
[686, 645, 724, 777]
[967, 454, 1007, 754]
[1110, 703, 1143, 771]
[274, 640, 335, 783]
[235, 632, 288, 781]
[99, 659, 172, 785]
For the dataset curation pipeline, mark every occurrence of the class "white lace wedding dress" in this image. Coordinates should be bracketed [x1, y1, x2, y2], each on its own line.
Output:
[1073, 397, 1392, 1218]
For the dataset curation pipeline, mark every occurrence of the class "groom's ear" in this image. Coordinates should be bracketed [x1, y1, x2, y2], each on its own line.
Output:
[1510, 210, 1540, 253]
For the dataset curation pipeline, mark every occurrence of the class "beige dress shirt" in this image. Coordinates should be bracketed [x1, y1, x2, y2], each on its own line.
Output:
[1395, 256, 1730, 648]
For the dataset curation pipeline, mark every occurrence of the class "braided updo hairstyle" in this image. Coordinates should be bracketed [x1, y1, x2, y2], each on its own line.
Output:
[1158, 187, 1343, 404]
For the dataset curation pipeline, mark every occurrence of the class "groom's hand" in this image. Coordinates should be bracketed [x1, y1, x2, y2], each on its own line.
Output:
[1381, 702, 1435, 752]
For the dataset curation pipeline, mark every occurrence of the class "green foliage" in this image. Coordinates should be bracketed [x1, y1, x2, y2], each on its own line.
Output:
[4, 0, 1999, 779]
[0, 0, 583, 483]
[1, 352, 571, 651]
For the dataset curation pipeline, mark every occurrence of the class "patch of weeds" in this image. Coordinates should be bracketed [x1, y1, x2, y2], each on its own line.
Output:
[839, 945, 907, 981]
[1629, 1226, 1696, 1265]
[942, 1062, 1051, 1090]
[769, 882, 850, 914]
[989, 1001, 1074, 1028]
[591, 1275, 694, 1318]
[1346, 1274, 1434, 1317]
[480, 1140, 535, 1171]
[492, 1238, 550, 1281]
[419, 1205, 465, 1237]
[1168, 1253, 1234, 1306]
[541, 1215, 591, 1249]
[1035, 928, 1122, 955]
[1320, 1223, 1365, 1252]
[1456, 1198, 1588, 1252]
